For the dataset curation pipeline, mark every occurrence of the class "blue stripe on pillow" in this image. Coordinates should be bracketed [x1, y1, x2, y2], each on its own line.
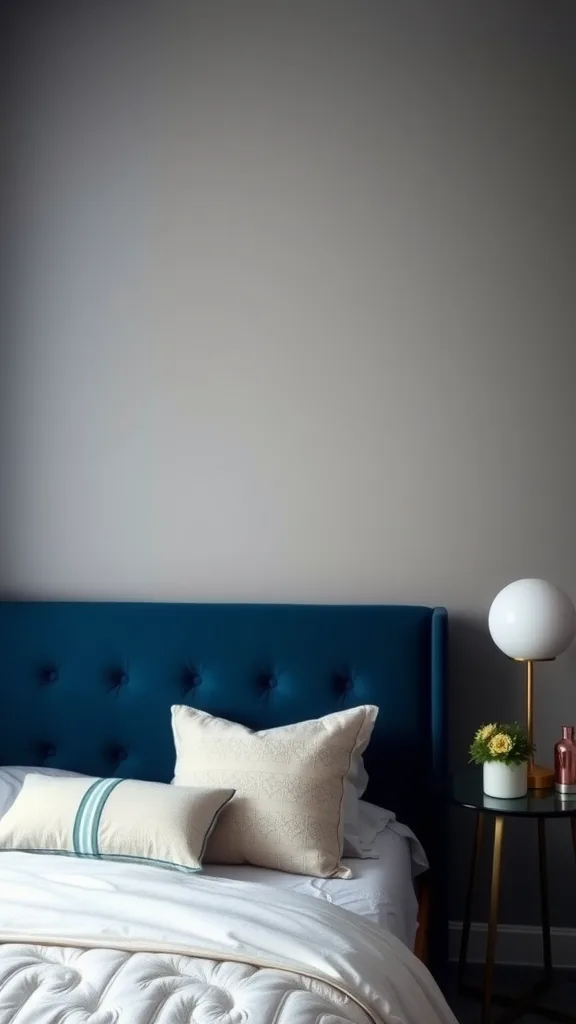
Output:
[72, 778, 124, 856]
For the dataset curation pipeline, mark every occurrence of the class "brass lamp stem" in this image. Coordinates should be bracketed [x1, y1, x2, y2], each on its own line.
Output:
[513, 656, 554, 790]
[526, 659, 534, 768]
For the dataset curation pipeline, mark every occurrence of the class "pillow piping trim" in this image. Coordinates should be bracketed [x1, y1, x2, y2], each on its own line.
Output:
[0, 849, 201, 872]
[198, 789, 236, 863]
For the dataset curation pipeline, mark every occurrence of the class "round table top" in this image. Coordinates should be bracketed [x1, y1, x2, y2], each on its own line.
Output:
[451, 769, 576, 817]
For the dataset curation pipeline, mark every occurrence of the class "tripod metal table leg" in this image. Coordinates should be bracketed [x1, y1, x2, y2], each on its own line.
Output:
[455, 800, 576, 1024]
[458, 811, 484, 988]
[482, 815, 504, 1024]
[537, 818, 552, 982]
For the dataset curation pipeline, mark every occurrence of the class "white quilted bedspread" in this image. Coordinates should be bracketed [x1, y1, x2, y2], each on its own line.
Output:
[0, 945, 371, 1024]
[0, 853, 457, 1024]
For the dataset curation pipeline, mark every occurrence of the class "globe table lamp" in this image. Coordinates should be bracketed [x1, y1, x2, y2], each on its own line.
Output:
[488, 579, 576, 790]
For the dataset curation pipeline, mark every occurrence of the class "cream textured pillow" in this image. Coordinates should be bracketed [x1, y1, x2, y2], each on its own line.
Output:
[171, 704, 378, 878]
[0, 774, 234, 873]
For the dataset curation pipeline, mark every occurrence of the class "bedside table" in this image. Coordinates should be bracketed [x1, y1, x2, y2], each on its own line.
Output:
[451, 769, 576, 1024]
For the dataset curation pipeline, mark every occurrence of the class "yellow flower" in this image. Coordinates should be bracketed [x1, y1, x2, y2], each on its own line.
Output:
[476, 724, 496, 742]
[488, 732, 513, 756]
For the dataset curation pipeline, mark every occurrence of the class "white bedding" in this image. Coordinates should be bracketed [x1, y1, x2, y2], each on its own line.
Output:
[0, 769, 426, 947]
[203, 817, 425, 948]
[0, 852, 456, 1024]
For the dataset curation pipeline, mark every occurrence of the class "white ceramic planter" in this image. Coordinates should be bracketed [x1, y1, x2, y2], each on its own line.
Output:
[483, 761, 528, 799]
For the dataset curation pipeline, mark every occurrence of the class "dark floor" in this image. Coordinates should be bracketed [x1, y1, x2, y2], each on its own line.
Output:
[446, 965, 576, 1023]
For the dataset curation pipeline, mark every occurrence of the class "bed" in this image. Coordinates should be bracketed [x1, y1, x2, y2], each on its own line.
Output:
[0, 600, 452, 1024]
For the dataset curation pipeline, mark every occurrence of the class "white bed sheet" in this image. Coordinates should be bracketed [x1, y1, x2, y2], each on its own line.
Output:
[0, 770, 426, 950]
[202, 814, 427, 950]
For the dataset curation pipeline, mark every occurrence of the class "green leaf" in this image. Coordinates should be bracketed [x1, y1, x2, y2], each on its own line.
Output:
[468, 722, 534, 765]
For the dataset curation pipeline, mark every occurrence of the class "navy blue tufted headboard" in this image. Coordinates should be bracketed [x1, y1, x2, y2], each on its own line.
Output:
[0, 600, 447, 837]
[0, 600, 448, 973]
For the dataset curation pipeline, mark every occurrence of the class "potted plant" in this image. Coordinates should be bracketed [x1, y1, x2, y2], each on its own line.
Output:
[469, 723, 534, 798]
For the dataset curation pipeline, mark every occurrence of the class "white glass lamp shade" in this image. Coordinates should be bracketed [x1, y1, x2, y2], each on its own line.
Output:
[489, 578, 576, 660]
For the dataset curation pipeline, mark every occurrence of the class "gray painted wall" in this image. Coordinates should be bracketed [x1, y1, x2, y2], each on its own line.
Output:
[2, 2, 576, 928]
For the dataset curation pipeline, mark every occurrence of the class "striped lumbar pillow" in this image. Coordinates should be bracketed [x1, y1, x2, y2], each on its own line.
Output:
[0, 773, 234, 872]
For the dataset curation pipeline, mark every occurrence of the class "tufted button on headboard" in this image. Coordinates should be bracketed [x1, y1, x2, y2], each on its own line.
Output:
[37, 742, 56, 763]
[256, 670, 279, 694]
[181, 665, 201, 695]
[105, 743, 129, 770]
[107, 668, 129, 692]
[39, 666, 59, 686]
[333, 672, 355, 696]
